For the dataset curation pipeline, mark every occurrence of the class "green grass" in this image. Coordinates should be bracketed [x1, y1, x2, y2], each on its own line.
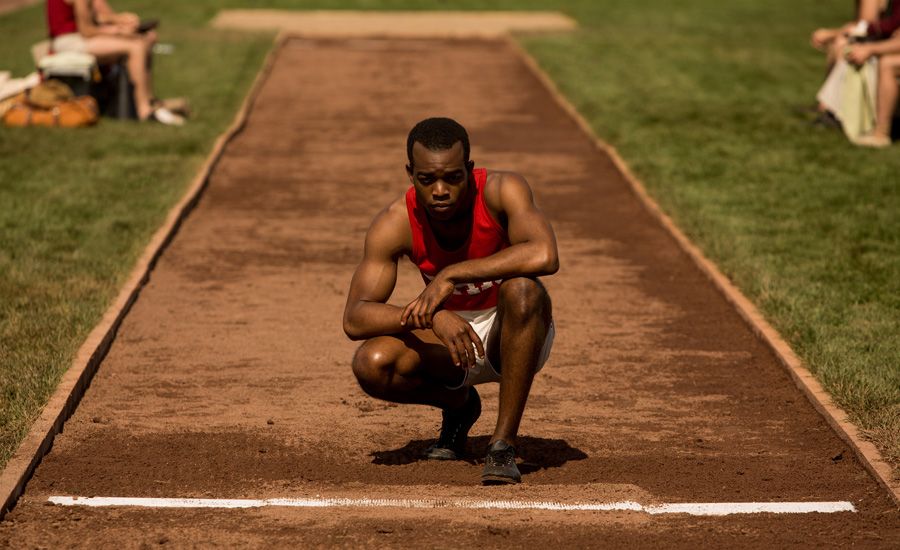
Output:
[1, 0, 898, 476]
[518, 0, 900, 469]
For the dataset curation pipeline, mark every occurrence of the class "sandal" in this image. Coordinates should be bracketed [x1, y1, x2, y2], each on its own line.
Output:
[151, 97, 191, 118]
[852, 133, 891, 148]
[146, 106, 185, 126]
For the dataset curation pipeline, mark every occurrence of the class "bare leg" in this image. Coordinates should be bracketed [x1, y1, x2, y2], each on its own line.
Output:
[124, 39, 152, 119]
[874, 54, 900, 138]
[85, 35, 153, 120]
[352, 332, 469, 410]
[143, 30, 157, 99]
[487, 277, 552, 446]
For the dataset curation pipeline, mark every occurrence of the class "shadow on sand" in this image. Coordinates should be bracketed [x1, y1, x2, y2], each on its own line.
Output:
[370, 436, 587, 473]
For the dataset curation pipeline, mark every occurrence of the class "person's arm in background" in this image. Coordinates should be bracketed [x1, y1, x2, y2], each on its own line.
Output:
[71, 0, 131, 37]
[812, 0, 882, 48]
[90, 0, 138, 29]
[858, 0, 881, 23]
[847, 29, 900, 64]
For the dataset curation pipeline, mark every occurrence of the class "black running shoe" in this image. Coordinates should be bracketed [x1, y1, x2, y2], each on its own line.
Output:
[424, 387, 481, 460]
[481, 439, 521, 484]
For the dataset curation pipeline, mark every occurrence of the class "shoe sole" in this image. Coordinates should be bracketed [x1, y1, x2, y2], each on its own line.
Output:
[481, 473, 521, 485]
[424, 447, 461, 460]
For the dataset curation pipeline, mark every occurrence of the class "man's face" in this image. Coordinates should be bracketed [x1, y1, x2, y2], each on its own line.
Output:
[407, 141, 474, 222]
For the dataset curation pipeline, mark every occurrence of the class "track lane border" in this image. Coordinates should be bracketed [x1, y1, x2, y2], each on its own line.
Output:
[501, 36, 900, 506]
[0, 33, 288, 520]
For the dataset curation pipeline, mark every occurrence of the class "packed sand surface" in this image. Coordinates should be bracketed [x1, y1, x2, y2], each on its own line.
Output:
[2, 38, 898, 547]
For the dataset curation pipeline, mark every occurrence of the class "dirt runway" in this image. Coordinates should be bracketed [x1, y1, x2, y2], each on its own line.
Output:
[2, 38, 898, 547]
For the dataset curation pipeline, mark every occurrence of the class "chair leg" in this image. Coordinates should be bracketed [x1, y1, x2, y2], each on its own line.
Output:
[112, 57, 137, 120]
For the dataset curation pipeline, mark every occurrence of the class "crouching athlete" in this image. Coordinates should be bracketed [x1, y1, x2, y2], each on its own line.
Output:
[342, 117, 559, 484]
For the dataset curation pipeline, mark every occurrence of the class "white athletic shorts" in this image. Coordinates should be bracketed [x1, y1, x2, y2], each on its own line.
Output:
[51, 33, 88, 53]
[446, 307, 555, 389]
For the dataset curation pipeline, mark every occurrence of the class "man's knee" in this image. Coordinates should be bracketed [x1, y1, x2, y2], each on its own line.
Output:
[351, 341, 392, 394]
[498, 278, 550, 323]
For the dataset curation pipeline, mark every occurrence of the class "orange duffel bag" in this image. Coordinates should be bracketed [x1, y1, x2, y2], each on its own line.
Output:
[3, 94, 99, 128]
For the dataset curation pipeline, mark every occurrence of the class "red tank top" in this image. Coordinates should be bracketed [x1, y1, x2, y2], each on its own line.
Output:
[406, 168, 509, 311]
[47, 0, 78, 38]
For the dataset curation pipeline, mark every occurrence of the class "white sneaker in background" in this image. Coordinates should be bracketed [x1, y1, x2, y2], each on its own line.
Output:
[149, 106, 186, 126]
[153, 44, 176, 55]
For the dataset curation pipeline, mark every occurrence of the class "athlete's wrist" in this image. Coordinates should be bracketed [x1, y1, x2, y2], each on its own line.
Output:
[437, 267, 458, 285]
[432, 308, 451, 321]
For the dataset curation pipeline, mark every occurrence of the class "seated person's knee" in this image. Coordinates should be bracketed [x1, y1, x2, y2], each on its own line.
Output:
[127, 37, 147, 55]
[880, 54, 900, 73]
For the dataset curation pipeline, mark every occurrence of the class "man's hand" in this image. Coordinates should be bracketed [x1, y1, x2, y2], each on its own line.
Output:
[400, 274, 455, 329]
[431, 310, 485, 369]
[846, 44, 873, 66]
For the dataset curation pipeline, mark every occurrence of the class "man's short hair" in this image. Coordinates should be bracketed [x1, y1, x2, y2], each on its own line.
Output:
[406, 117, 470, 167]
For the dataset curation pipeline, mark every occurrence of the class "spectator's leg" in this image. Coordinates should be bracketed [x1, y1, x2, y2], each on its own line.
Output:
[85, 35, 154, 120]
[143, 30, 158, 50]
[874, 54, 900, 138]
[142, 30, 157, 97]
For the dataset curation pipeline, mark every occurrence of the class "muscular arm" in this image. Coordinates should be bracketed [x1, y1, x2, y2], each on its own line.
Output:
[442, 172, 558, 284]
[342, 202, 410, 341]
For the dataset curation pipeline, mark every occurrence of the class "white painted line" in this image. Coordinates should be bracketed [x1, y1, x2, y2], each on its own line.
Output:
[644, 501, 856, 516]
[47, 496, 856, 515]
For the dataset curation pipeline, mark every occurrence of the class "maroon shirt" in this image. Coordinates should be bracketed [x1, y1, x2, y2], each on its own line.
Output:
[47, 0, 77, 38]
[869, 2, 900, 38]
